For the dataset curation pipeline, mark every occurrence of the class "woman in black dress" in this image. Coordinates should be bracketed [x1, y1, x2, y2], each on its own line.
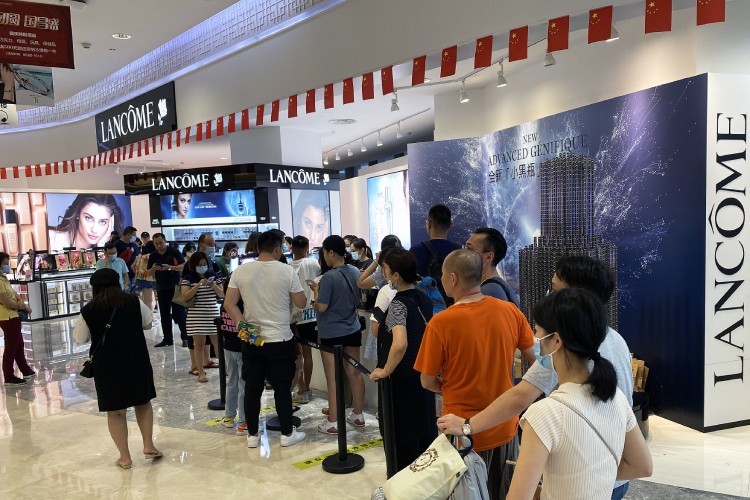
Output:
[73, 268, 161, 469]
[369, 248, 437, 472]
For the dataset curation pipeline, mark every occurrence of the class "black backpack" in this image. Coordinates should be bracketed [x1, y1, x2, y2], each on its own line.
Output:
[483, 276, 520, 307]
[421, 240, 462, 306]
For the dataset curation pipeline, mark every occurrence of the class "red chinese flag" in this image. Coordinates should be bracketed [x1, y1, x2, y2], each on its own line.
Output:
[508, 26, 528, 61]
[306, 89, 316, 113]
[54, 162, 60, 174]
[240, 109, 249, 130]
[35, 165, 42, 176]
[109, 151, 115, 164]
[205, 120, 212, 140]
[136, 141, 142, 157]
[116, 148, 121, 163]
[128, 144, 134, 158]
[697, 0, 724, 25]
[288, 95, 298, 118]
[0, 168, 5, 180]
[185, 126, 191, 145]
[62, 161, 68, 174]
[343, 78, 354, 104]
[411, 55, 426, 86]
[271, 100, 280, 122]
[474, 36, 493, 69]
[548, 16, 570, 52]
[381, 66, 394, 95]
[196, 122, 204, 141]
[645, 0, 672, 33]
[44, 164, 51, 176]
[588, 6, 613, 43]
[440, 46, 457, 77]
[176, 129, 182, 147]
[324, 84, 334, 109]
[144, 140, 150, 156]
[24, 165, 31, 177]
[159, 135, 164, 150]
[256, 105, 265, 126]
[151, 137, 157, 152]
[217, 116, 225, 136]
[362, 73, 374, 100]
[228, 113, 236, 134]
[13, 166, 19, 178]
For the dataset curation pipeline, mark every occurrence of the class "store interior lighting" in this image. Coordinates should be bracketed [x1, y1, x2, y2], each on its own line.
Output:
[396, 122, 404, 139]
[459, 81, 470, 104]
[544, 53, 556, 67]
[360, 138, 367, 152]
[391, 91, 399, 112]
[376, 131, 383, 147]
[323, 155, 329, 165]
[347, 144, 353, 156]
[607, 24, 620, 42]
[335, 150, 341, 161]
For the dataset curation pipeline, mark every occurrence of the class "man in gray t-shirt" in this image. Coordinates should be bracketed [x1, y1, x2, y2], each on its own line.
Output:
[465, 228, 519, 307]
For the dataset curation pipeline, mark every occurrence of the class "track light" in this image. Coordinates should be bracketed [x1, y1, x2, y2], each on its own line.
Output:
[360, 138, 367, 152]
[544, 53, 556, 67]
[607, 24, 620, 42]
[391, 91, 399, 112]
[396, 122, 404, 139]
[347, 144, 353, 156]
[459, 81, 470, 104]
[335, 150, 341, 161]
[142, 164, 147, 173]
[323, 155, 329, 165]
[496, 62, 508, 88]
[376, 131, 383, 147]
[115, 165, 120, 174]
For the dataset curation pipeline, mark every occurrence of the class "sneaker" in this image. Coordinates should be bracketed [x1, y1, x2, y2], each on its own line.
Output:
[4, 376, 27, 386]
[318, 418, 338, 435]
[221, 417, 235, 428]
[236, 422, 247, 435]
[247, 433, 260, 448]
[280, 427, 306, 447]
[23, 371, 36, 380]
[347, 412, 365, 428]
[293, 391, 310, 405]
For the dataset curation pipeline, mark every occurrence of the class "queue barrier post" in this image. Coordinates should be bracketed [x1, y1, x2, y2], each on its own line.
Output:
[379, 376, 398, 479]
[208, 317, 226, 411]
[322, 345, 365, 474]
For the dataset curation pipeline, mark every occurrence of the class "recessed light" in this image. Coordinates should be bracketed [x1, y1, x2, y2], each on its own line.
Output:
[219, 157, 229, 160]
[112, 33, 132, 40]
[328, 119, 357, 125]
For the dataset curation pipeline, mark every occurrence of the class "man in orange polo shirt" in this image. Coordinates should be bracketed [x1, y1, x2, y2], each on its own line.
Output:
[415, 249, 536, 500]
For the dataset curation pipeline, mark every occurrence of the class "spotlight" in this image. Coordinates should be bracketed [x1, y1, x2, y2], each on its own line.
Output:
[396, 123, 404, 139]
[115, 165, 120, 174]
[391, 91, 399, 112]
[335, 150, 341, 161]
[544, 53, 556, 67]
[376, 132, 383, 147]
[496, 62, 508, 88]
[607, 24, 620, 42]
[459, 81, 470, 104]
[347, 144, 353, 156]
[360, 138, 367, 152]
[323, 155, 329, 165]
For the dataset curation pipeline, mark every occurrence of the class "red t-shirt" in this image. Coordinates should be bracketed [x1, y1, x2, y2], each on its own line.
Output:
[414, 296, 534, 451]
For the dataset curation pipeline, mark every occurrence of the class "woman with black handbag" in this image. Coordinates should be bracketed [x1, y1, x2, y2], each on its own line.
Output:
[73, 268, 161, 469]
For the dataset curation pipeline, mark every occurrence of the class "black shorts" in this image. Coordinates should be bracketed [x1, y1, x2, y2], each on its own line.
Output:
[320, 330, 362, 348]
[295, 322, 318, 344]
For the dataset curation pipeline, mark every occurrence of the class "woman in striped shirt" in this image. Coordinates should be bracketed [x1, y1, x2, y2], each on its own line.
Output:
[508, 289, 652, 500]
[180, 252, 224, 383]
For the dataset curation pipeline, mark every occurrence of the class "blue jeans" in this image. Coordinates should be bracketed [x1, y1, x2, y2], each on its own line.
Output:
[611, 482, 629, 500]
[224, 350, 245, 422]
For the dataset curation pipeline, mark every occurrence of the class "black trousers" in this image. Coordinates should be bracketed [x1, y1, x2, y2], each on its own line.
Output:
[155, 287, 187, 343]
[242, 339, 296, 435]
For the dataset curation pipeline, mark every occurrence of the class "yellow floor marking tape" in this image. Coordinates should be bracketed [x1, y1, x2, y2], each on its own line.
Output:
[292, 437, 384, 470]
[205, 406, 277, 426]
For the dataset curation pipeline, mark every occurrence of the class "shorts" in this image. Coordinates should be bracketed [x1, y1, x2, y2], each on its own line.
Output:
[295, 322, 318, 344]
[135, 279, 153, 291]
[320, 330, 362, 348]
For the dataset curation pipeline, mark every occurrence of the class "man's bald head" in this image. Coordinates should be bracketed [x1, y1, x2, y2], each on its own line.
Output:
[443, 249, 483, 292]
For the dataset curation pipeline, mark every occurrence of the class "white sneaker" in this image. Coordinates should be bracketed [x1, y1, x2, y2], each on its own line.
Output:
[247, 433, 260, 448]
[293, 390, 310, 404]
[318, 418, 338, 435]
[280, 427, 306, 447]
[347, 412, 365, 428]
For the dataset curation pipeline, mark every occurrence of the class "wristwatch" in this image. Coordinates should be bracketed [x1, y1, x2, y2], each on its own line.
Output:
[462, 419, 472, 436]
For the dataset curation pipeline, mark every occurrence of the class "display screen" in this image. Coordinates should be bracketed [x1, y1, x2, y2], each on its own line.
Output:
[367, 171, 411, 253]
[46, 193, 133, 251]
[159, 190, 256, 226]
[291, 190, 330, 249]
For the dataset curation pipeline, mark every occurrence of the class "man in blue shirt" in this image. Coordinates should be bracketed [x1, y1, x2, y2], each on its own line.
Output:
[148, 233, 187, 347]
[95, 243, 129, 289]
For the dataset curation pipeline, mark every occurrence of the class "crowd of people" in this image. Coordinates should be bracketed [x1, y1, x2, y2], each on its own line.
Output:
[0, 202, 654, 498]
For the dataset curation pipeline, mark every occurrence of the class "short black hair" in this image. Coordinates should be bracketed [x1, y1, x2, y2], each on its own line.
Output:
[258, 230, 283, 254]
[153, 233, 166, 241]
[141, 231, 150, 238]
[380, 234, 402, 252]
[322, 235, 347, 256]
[104, 243, 116, 252]
[554, 256, 616, 303]
[222, 242, 238, 256]
[473, 228, 508, 266]
[383, 248, 419, 284]
[123, 226, 137, 236]
[343, 234, 359, 244]
[292, 235, 310, 251]
[428, 204, 452, 231]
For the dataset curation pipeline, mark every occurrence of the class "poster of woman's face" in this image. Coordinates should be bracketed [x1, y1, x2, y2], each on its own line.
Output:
[291, 190, 330, 249]
[46, 194, 133, 251]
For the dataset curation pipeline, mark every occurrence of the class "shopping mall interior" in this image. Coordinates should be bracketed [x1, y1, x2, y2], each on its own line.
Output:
[1, 0, 749, 498]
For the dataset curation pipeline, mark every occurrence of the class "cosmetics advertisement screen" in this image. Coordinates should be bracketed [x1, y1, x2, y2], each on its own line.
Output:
[367, 171, 411, 253]
[46, 194, 134, 251]
[160, 190, 256, 226]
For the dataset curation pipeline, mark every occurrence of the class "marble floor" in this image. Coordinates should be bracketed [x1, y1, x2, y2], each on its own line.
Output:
[1, 316, 749, 499]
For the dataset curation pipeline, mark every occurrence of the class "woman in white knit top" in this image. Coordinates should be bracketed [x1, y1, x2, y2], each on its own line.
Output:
[508, 289, 652, 500]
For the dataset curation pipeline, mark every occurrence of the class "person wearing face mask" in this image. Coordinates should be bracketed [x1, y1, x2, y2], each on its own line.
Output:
[1, 251, 36, 386]
[438, 255, 635, 500]
[96, 243, 130, 290]
[505, 289, 652, 499]
[182, 234, 222, 354]
[182, 243, 196, 260]
[214, 242, 239, 278]
[114, 226, 140, 286]
[180, 252, 225, 383]
[349, 238, 373, 270]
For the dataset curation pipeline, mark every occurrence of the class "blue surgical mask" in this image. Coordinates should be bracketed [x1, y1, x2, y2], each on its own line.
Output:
[282, 244, 290, 252]
[129, 235, 136, 243]
[533, 333, 559, 371]
[2, 264, 10, 274]
[351, 252, 360, 261]
[108, 254, 117, 262]
[196, 265, 208, 275]
[205, 247, 215, 259]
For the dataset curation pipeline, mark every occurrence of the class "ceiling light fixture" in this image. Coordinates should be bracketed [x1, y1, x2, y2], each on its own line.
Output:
[376, 131, 383, 147]
[496, 62, 508, 88]
[323, 155, 329, 165]
[142, 165, 147, 173]
[607, 24, 620, 42]
[347, 144, 353, 156]
[360, 138, 367, 152]
[396, 122, 404, 139]
[219, 156, 229, 160]
[391, 91, 399, 112]
[111, 33, 132, 40]
[115, 165, 120, 174]
[335, 150, 341, 161]
[459, 81, 470, 104]
[544, 53, 556, 67]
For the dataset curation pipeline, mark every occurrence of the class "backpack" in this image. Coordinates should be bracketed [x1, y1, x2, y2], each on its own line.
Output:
[416, 276, 447, 316]
[483, 276, 520, 307]
[421, 240, 462, 306]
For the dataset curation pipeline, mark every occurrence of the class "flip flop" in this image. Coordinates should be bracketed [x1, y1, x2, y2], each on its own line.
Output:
[144, 451, 163, 460]
[203, 362, 219, 369]
[115, 461, 132, 470]
[188, 369, 199, 376]
[198, 376, 208, 383]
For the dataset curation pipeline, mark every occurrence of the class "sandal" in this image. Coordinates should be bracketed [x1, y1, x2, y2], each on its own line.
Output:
[203, 361, 219, 369]
[115, 461, 132, 470]
[188, 369, 199, 376]
[198, 376, 208, 383]
[144, 451, 163, 460]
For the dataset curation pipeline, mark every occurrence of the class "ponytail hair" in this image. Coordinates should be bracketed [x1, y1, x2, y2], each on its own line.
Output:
[533, 288, 616, 402]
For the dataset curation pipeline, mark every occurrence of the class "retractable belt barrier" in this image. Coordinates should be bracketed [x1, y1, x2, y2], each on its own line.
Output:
[294, 336, 372, 376]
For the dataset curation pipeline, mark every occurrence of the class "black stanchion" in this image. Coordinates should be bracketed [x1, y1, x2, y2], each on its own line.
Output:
[380, 376, 398, 479]
[208, 317, 226, 411]
[322, 345, 365, 474]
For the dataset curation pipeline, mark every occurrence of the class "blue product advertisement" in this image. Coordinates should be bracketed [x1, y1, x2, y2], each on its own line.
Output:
[160, 189, 256, 226]
[408, 75, 708, 428]
[367, 170, 411, 253]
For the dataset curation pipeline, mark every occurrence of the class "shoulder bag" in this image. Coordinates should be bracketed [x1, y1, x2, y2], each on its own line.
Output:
[336, 268, 366, 332]
[80, 308, 117, 378]
[172, 284, 195, 308]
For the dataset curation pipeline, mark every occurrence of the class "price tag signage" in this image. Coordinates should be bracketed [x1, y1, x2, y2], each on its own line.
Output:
[0, 0, 75, 68]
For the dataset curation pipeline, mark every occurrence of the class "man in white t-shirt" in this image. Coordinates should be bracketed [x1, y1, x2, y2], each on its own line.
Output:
[225, 230, 308, 448]
[288, 235, 321, 404]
